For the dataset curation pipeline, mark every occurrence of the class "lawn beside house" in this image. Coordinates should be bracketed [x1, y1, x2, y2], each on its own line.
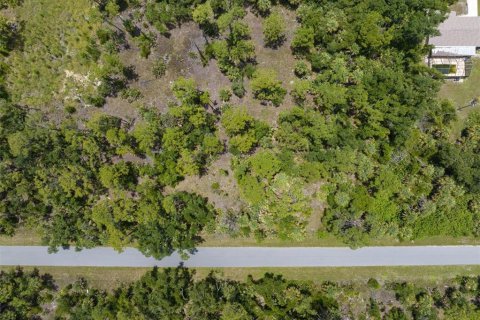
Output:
[438, 58, 480, 135]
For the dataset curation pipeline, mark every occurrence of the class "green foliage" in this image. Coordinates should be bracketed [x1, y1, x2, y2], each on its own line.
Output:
[1, 0, 477, 252]
[231, 80, 246, 97]
[221, 106, 269, 154]
[152, 57, 167, 78]
[5, 0, 127, 108]
[219, 88, 232, 102]
[291, 79, 311, 102]
[0, 0, 22, 8]
[136, 191, 217, 258]
[294, 60, 311, 78]
[263, 10, 286, 48]
[250, 68, 286, 106]
[171, 77, 210, 105]
[234, 150, 311, 240]
[99, 162, 138, 190]
[253, 0, 272, 16]
[120, 87, 142, 102]
[367, 278, 381, 289]
[0, 16, 17, 56]
[202, 5, 256, 82]
[192, 1, 214, 26]
[137, 32, 156, 58]
[6, 267, 480, 320]
[0, 267, 55, 319]
[291, 26, 314, 55]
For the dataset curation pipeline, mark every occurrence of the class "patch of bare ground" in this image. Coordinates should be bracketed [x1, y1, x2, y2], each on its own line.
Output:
[100, 21, 231, 121]
[170, 153, 243, 213]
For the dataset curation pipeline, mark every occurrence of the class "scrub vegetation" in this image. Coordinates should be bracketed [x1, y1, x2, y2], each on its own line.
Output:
[0, 0, 476, 278]
[3, 266, 480, 319]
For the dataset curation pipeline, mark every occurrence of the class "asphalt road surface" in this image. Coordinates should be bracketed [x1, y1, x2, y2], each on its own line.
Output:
[1, 246, 479, 267]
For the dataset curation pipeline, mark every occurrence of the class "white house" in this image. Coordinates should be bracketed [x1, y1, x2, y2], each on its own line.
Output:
[428, 1, 480, 79]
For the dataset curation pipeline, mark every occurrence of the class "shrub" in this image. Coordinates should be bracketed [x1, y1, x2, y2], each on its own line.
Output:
[219, 88, 232, 102]
[263, 11, 286, 48]
[367, 278, 381, 289]
[211, 182, 220, 191]
[291, 26, 314, 55]
[250, 68, 286, 106]
[121, 87, 142, 102]
[232, 80, 246, 98]
[294, 61, 311, 78]
[152, 58, 167, 78]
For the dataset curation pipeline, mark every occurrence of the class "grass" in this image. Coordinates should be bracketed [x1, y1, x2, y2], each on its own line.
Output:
[438, 58, 480, 136]
[2, 265, 480, 290]
[201, 233, 480, 247]
[0, 227, 43, 245]
[201, 265, 480, 287]
[1, 227, 478, 247]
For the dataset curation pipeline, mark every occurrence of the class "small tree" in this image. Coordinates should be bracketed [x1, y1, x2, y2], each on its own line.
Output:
[152, 58, 167, 78]
[250, 68, 286, 106]
[291, 26, 314, 55]
[192, 1, 215, 26]
[263, 11, 286, 48]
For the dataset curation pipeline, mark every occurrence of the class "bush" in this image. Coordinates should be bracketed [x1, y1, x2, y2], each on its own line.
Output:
[294, 61, 311, 78]
[65, 105, 77, 114]
[263, 11, 286, 48]
[291, 26, 314, 55]
[232, 80, 246, 98]
[211, 182, 220, 191]
[291, 80, 311, 102]
[250, 68, 286, 106]
[219, 88, 232, 102]
[121, 87, 142, 102]
[367, 278, 381, 289]
[152, 58, 167, 78]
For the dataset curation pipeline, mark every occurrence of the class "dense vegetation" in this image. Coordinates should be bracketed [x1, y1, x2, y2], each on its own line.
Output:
[1, 0, 479, 255]
[3, 266, 480, 319]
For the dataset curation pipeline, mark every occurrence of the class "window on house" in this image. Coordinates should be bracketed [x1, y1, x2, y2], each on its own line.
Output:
[432, 64, 457, 75]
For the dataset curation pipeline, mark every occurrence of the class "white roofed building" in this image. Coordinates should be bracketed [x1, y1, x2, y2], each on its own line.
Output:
[428, 3, 480, 80]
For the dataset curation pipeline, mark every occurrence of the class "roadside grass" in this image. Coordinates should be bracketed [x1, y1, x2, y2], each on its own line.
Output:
[0, 227, 43, 245]
[2, 265, 479, 290]
[202, 265, 480, 287]
[200, 233, 480, 247]
[438, 58, 480, 137]
[1, 227, 478, 247]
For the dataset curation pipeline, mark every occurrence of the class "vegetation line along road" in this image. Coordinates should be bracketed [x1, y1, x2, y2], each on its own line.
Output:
[1, 246, 480, 267]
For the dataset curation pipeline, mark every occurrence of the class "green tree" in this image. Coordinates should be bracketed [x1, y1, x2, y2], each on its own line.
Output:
[0, 267, 56, 319]
[250, 68, 286, 106]
[193, 1, 215, 26]
[263, 10, 286, 48]
[291, 26, 314, 55]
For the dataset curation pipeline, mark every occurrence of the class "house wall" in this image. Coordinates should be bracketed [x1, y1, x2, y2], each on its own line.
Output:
[429, 57, 468, 78]
[467, 0, 478, 17]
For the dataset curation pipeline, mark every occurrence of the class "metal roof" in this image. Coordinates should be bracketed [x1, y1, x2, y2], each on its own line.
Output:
[430, 12, 480, 47]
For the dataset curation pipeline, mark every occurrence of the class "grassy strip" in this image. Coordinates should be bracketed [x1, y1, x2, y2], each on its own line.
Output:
[200, 233, 479, 247]
[1, 228, 478, 247]
[0, 227, 43, 246]
[438, 58, 480, 136]
[2, 265, 480, 291]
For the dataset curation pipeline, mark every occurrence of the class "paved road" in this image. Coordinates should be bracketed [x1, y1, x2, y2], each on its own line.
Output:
[1, 246, 480, 267]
